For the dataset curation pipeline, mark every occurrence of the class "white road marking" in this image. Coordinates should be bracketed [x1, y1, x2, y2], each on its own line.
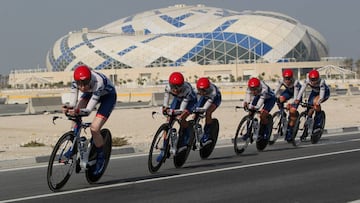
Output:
[1, 148, 360, 203]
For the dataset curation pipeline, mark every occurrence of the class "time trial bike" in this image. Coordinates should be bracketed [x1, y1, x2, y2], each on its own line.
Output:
[189, 108, 219, 159]
[294, 101, 326, 144]
[270, 103, 297, 146]
[47, 114, 112, 192]
[148, 110, 194, 173]
[233, 106, 273, 155]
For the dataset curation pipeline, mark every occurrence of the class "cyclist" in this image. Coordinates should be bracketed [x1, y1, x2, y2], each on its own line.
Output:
[273, 69, 302, 142]
[158, 72, 197, 161]
[194, 77, 222, 146]
[62, 65, 117, 175]
[243, 77, 276, 139]
[294, 69, 330, 134]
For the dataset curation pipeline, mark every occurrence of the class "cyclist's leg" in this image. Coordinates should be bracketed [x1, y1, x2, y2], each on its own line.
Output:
[91, 92, 116, 175]
[64, 97, 89, 158]
[313, 88, 330, 130]
[260, 96, 276, 138]
[202, 104, 217, 143]
[178, 98, 196, 148]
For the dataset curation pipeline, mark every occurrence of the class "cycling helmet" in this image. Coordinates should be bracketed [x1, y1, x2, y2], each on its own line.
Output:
[248, 77, 261, 92]
[308, 69, 320, 83]
[197, 77, 210, 90]
[169, 72, 184, 86]
[74, 65, 91, 81]
[282, 69, 293, 78]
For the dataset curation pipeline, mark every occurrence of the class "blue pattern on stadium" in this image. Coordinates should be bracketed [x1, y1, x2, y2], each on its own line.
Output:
[122, 25, 135, 34]
[51, 18, 272, 70]
[118, 45, 138, 56]
[159, 13, 194, 28]
[94, 58, 114, 70]
[50, 35, 110, 71]
[163, 19, 272, 66]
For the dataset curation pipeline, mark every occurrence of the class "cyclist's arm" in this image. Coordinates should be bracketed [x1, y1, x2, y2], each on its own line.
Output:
[80, 94, 99, 116]
[292, 80, 302, 100]
[254, 95, 265, 109]
[273, 80, 282, 96]
[68, 81, 79, 108]
[318, 80, 327, 104]
[79, 82, 103, 116]
[179, 98, 189, 112]
[295, 80, 308, 102]
[163, 85, 171, 108]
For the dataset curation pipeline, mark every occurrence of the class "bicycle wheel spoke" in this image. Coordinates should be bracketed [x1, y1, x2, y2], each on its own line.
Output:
[47, 132, 75, 191]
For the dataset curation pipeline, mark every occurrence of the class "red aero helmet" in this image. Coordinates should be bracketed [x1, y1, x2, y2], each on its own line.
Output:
[197, 77, 210, 89]
[74, 65, 91, 81]
[169, 72, 184, 86]
[283, 69, 293, 78]
[248, 77, 260, 88]
[308, 69, 320, 80]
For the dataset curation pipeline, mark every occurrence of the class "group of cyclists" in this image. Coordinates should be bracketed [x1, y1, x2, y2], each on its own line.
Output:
[62, 65, 330, 175]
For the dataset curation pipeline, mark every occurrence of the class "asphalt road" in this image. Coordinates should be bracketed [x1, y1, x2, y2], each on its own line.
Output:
[1, 132, 360, 203]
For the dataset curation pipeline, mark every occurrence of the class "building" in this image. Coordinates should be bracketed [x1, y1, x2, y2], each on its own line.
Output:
[8, 4, 349, 88]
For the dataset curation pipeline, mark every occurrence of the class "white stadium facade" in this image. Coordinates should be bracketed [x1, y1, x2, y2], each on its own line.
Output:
[9, 4, 351, 88]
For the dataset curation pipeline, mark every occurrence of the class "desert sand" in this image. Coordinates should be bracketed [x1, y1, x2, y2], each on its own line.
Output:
[0, 95, 359, 161]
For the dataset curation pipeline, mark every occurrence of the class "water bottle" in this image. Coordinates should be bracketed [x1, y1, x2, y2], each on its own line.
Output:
[79, 136, 88, 166]
[282, 117, 288, 136]
[170, 128, 177, 154]
[253, 118, 259, 140]
[80, 136, 87, 152]
[195, 124, 203, 141]
[307, 117, 314, 135]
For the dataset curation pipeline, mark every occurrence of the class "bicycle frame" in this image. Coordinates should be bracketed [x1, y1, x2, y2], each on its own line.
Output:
[54, 115, 93, 169]
[237, 106, 261, 141]
[192, 110, 206, 149]
[153, 110, 182, 155]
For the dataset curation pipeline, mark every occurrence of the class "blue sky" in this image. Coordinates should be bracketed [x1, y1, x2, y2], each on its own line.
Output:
[0, 0, 359, 75]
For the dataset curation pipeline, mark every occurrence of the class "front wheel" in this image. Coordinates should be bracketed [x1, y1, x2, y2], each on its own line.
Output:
[234, 115, 251, 155]
[269, 111, 283, 145]
[199, 118, 219, 159]
[47, 131, 76, 192]
[148, 123, 170, 173]
[298, 112, 309, 142]
[86, 129, 112, 183]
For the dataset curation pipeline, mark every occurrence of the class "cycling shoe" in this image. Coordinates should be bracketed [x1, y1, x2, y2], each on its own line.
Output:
[93, 151, 105, 175]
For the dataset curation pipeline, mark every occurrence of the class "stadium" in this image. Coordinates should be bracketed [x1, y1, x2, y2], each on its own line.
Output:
[8, 4, 353, 89]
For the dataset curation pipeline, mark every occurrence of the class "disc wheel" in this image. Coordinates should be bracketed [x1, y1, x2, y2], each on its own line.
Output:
[86, 129, 112, 183]
[174, 123, 195, 168]
[199, 118, 219, 159]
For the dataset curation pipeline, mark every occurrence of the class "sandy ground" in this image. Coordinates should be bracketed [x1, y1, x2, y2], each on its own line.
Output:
[0, 96, 359, 161]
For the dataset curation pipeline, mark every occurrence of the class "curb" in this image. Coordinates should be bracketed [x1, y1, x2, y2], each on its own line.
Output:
[0, 126, 359, 169]
[323, 126, 360, 134]
[0, 146, 136, 170]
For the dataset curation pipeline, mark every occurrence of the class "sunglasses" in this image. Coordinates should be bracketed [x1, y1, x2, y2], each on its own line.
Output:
[170, 84, 182, 90]
[310, 78, 319, 82]
[198, 88, 207, 93]
[249, 86, 260, 92]
[76, 79, 90, 87]
[284, 77, 292, 80]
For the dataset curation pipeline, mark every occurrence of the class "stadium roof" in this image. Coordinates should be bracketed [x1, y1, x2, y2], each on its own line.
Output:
[47, 4, 328, 72]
